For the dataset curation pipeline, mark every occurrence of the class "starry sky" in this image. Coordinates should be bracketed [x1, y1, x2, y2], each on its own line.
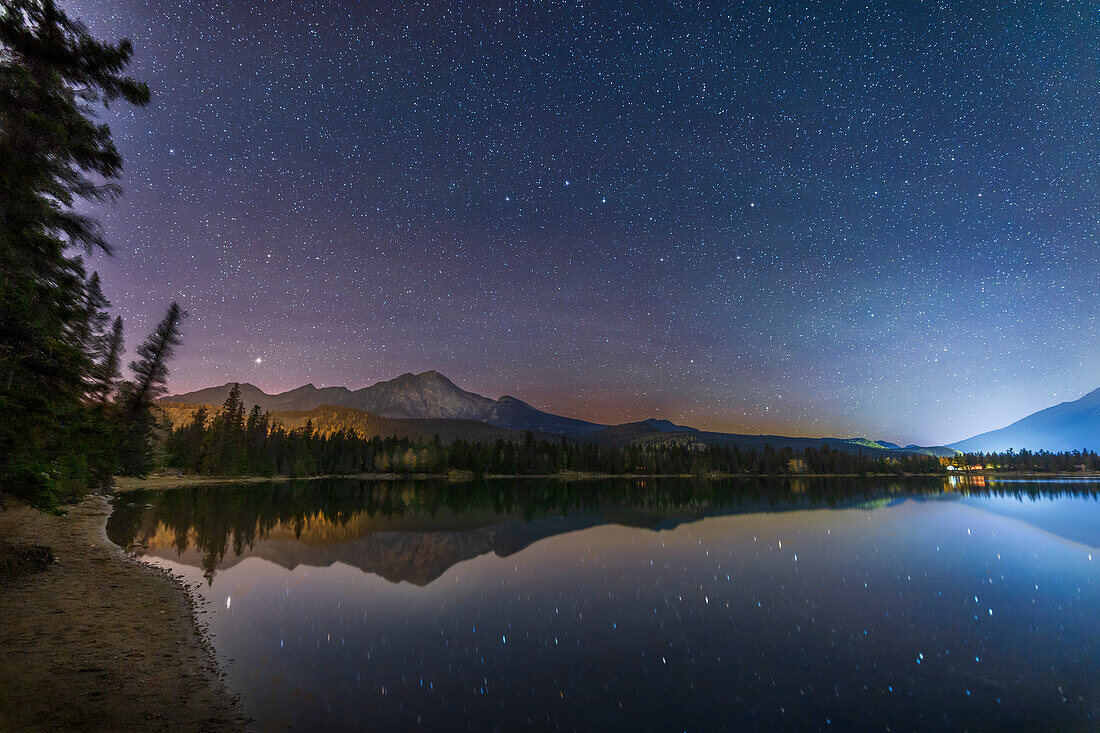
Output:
[69, 0, 1098, 446]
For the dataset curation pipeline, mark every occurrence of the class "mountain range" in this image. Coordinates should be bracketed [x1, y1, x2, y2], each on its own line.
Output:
[167, 371, 604, 436]
[166, 371, 1100, 454]
[165, 370, 959, 456]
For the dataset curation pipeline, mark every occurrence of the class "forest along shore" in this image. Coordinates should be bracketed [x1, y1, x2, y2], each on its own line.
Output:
[0, 495, 243, 732]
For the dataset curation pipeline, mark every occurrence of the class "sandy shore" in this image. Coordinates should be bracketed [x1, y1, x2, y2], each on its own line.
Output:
[0, 494, 243, 732]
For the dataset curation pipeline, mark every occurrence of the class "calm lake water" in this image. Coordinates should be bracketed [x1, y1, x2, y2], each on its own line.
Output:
[108, 477, 1100, 731]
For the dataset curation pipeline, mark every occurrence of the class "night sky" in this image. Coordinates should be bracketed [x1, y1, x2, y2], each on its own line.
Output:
[70, 0, 1098, 446]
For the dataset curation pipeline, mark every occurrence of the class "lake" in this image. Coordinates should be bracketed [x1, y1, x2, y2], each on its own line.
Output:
[107, 477, 1100, 731]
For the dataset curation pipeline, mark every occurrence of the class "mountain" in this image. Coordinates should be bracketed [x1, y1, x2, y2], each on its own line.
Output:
[584, 420, 673, 446]
[166, 371, 605, 436]
[346, 370, 489, 420]
[950, 388, 1100, 453]
[475, 395, 606, 435]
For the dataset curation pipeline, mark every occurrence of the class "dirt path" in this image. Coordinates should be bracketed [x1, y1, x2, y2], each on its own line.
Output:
[0, 494, 243, 732]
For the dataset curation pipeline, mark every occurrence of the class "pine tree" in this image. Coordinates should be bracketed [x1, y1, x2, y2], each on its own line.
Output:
[117, 303, 185, 476]
[166, 405, 207, 473]
[92, 316, 124, 406]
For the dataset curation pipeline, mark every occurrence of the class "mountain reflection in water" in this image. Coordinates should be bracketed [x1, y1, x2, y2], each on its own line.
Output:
[107, 477, 1100, 731]
[108, 477, 899, 583]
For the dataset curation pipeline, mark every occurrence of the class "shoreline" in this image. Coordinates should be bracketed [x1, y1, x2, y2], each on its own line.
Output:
[0, 494, 243, 731]
[111, 470, 1100, 493]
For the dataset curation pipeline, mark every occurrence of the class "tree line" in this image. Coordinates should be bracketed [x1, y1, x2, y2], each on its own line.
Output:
[945, 449, 1100, 473]
[1, 1, 182, 507]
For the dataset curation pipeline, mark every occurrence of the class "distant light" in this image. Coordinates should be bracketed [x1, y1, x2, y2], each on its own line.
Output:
[255, 357, 263, 364]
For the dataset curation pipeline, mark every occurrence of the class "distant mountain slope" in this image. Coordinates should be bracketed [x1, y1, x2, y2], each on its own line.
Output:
[166, 371, 605, 436]
[582, 420, 661, 443]
[160, 402, 532, 443]
[861, 440, 956, 457]
[269, 406, 531, 443]
[900, 445, 958, 458]
[587, 422, 926, 456]
[690, 431, 905, 456]
[950, 388, 1100, 453]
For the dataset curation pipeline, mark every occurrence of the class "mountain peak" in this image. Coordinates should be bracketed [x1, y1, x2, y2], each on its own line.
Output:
[417, 370, 461, 387]
[387, 370, 455, 386]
